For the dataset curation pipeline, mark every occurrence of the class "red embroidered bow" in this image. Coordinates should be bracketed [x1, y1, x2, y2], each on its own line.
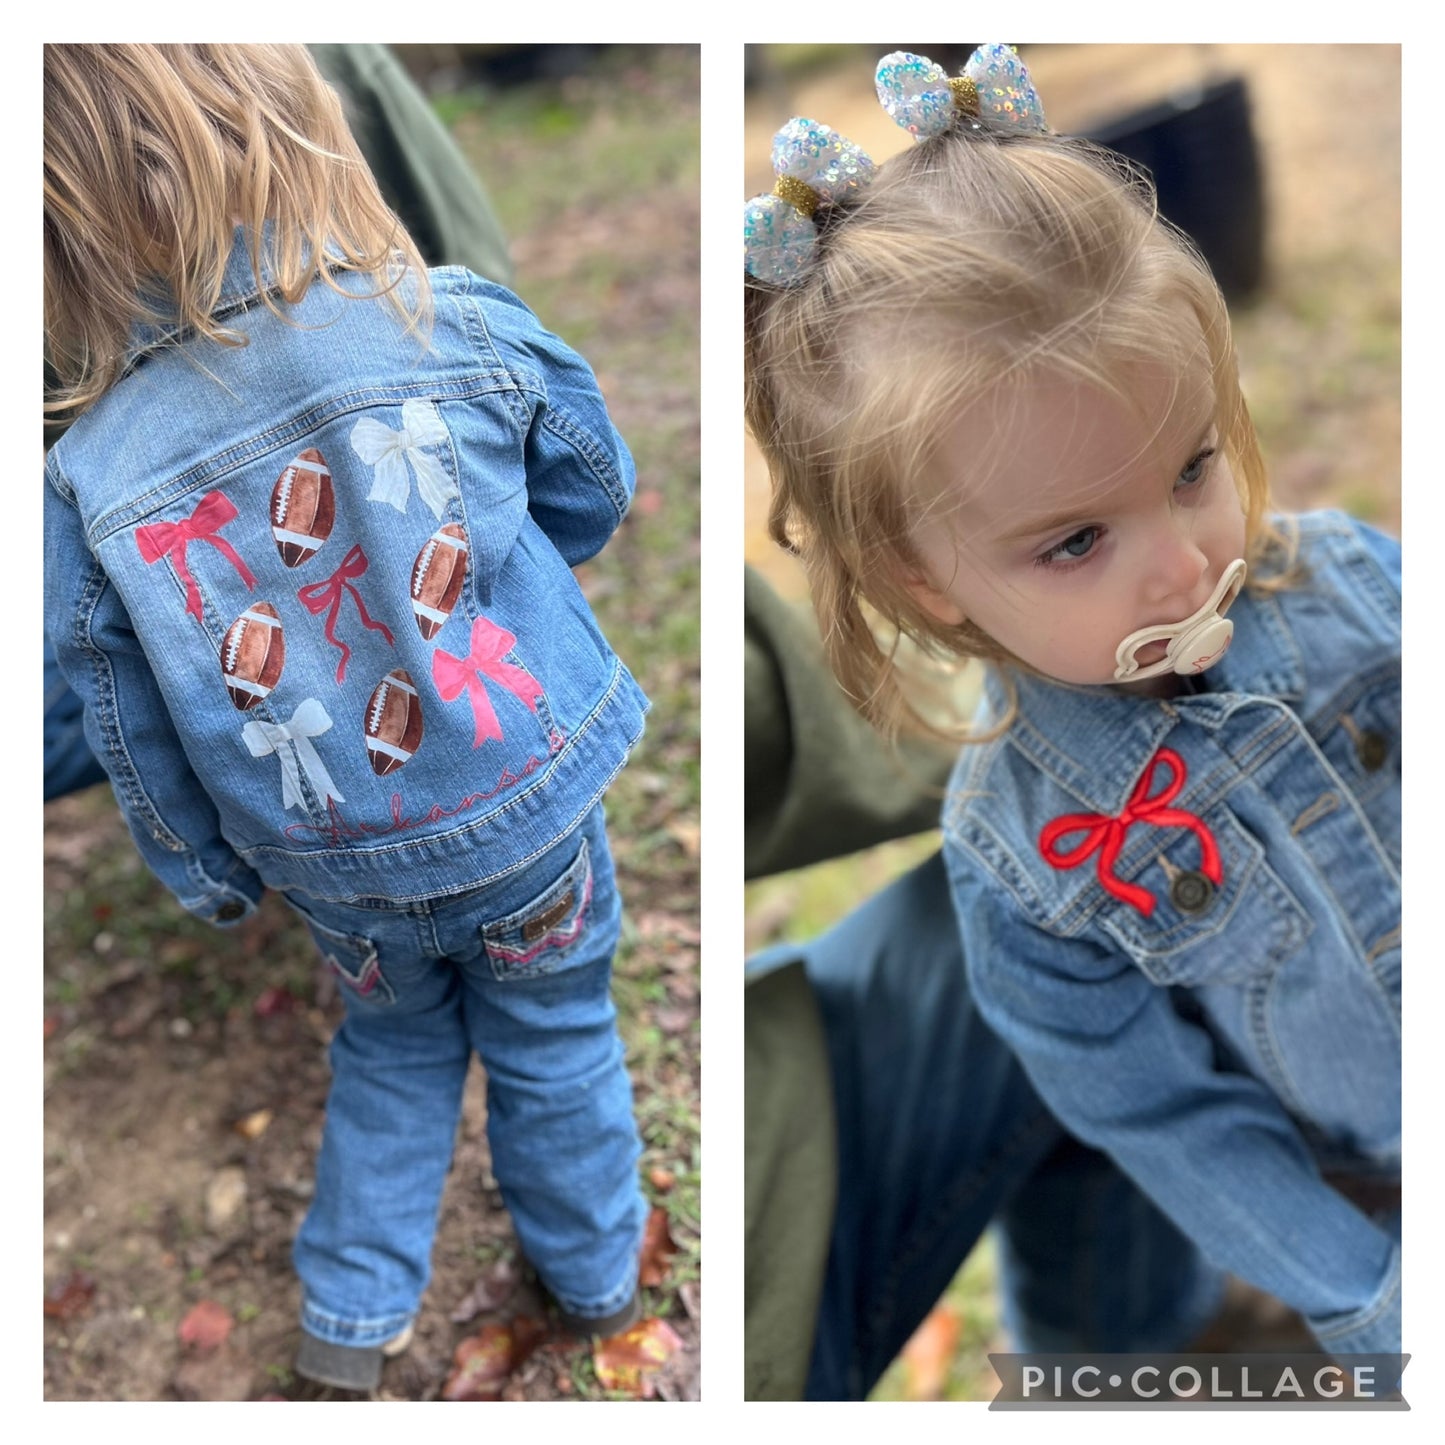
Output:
[432, 616, 545, 748]
[1038, 747, 1221, 917]
[296, 544, 394, 683]
[134, 491, 256, 621]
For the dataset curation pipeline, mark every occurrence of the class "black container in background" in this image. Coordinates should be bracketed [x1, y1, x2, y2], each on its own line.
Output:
[1083, 75, 1266, 303]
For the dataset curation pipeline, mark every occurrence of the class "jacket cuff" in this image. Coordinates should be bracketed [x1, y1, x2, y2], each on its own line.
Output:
[1308, 1248, 1401, 1358]
[183, 853, 266, 928]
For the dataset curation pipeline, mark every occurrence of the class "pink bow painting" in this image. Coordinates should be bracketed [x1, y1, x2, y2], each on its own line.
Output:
[432, 616, 545, 749]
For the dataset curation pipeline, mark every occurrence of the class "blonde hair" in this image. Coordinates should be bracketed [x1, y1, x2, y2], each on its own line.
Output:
[44, 44, 431, 421]
[747, 129, 1287, 740]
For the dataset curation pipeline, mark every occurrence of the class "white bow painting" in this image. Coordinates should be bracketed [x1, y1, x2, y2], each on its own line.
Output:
[242, 697, 345, 811]
[350, 399, 460, 520]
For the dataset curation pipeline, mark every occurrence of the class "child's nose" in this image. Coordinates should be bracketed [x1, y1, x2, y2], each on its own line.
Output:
[1142, 526, 1210, 609]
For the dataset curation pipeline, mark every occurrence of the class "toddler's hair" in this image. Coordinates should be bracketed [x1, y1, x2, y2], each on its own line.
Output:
[746, 128, 1281, 739]
[44, 44, 431, 421]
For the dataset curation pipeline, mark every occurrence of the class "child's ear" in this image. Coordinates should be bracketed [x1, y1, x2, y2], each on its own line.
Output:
[901, 569, 969, 627]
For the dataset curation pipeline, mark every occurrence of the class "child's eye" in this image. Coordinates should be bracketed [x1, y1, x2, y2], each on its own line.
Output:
[1037, 526, 1101, 567]
[1176, 447, 1216, 490]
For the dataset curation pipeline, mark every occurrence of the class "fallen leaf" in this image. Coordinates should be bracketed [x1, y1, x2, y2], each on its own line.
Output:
[253, 986, 296, 1018]
[593, 1316, 684, 1398]
[178, 1298, 234, 1352]
[233, 1109, 273, 1141]
[901, 1303, 960, 1400]
[44, 1015, 60, 1040]
[44, 1271, 96, 1320]
[450, 1257, 520, 1323]
[647, 1166, 675, 1194]
[634, 489, 664, 517]
[442, 1317, 547, 1401]
[638, 1206, 676, 1288]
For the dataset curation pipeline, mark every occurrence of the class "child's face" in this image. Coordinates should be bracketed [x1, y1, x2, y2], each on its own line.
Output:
[907, 352, 1247, 689]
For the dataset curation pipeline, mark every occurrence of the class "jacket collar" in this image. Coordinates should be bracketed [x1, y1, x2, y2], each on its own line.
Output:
[126, 222, 295, 358]
[985, 584, 1308, 815]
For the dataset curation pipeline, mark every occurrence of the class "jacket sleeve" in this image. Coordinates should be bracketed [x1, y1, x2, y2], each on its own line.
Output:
[44, 462, 265, 927]
[952, 857, 1401, 1358]
[476, 280, 635, 566]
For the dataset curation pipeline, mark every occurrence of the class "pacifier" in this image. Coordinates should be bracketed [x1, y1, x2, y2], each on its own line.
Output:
[1113, 558, 1247, 682]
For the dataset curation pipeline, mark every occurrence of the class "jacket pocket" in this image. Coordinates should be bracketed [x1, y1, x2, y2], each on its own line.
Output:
[1314, 667, 1400, 864]
[1098, 810, 1312, 986]
[285, 897, 394, 1005]
[481, 835, 594, 982]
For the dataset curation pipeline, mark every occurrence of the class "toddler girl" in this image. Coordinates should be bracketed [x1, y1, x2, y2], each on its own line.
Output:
[745, 47, 1400, 1359]
[45, 44, 650, 1391]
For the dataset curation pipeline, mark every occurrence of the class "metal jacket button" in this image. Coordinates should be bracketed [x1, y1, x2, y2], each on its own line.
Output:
[1356, 730, 1389, 772]
[1170, 870, 1216, 915]
[215, 900, 246, 922]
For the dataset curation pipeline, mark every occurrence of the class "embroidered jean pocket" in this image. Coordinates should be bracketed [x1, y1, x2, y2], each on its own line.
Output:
[287, 900, 394, 1005]
[1099, 811, 1311, 987]
[481, 837, 594, 982]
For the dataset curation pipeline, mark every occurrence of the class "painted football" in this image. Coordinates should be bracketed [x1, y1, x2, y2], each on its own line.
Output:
[221, 602, 285, 710]
[365, 668, 424, 775]
[271, 447, 335, 567]
[410, 523, 468, 640]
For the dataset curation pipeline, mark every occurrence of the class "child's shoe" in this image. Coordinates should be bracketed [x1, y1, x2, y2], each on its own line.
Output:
[556, 1289, 641, 1340]
[293, 1321, 414, 1393]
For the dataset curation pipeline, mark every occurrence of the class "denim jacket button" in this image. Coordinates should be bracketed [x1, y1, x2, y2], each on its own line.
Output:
[1170, 870, 1216, 915]
[1356, 731, 1389, 772]
[215, 900, 246, 922]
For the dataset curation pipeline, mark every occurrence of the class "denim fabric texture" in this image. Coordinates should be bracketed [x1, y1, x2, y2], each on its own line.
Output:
[750, 852, 1221, 1400]
[291, 803, 645, 1341]
[44, 230, 651, 1340]
[44, 229, 649, 921]
[944, 510, 1401, 1357]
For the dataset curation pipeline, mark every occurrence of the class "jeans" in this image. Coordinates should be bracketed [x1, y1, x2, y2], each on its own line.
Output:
[287, 802, 646, 1348]
[749, 852, 1221, 1400]
[44, 644, 645, 1344]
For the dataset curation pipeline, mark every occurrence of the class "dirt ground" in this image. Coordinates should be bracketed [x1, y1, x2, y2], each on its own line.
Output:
[43, 46, 700, 1403]
[42, 836, 699, 1402]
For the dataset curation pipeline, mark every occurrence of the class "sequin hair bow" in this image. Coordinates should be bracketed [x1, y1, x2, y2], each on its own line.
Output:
[875, 46, 1048, 139]
[744, 47, 1047, 287]
[742, 118, 875, 286]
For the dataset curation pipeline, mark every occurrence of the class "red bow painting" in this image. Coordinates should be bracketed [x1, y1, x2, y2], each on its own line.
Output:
[135, 491, 256, 621]
[296, 544, 395, 684]
[1038, 747, 1222, 917]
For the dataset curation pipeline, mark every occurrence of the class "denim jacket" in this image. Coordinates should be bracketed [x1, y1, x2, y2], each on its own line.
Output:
[44, 235, 648, 921]
[944, 511, 1401, 1356]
